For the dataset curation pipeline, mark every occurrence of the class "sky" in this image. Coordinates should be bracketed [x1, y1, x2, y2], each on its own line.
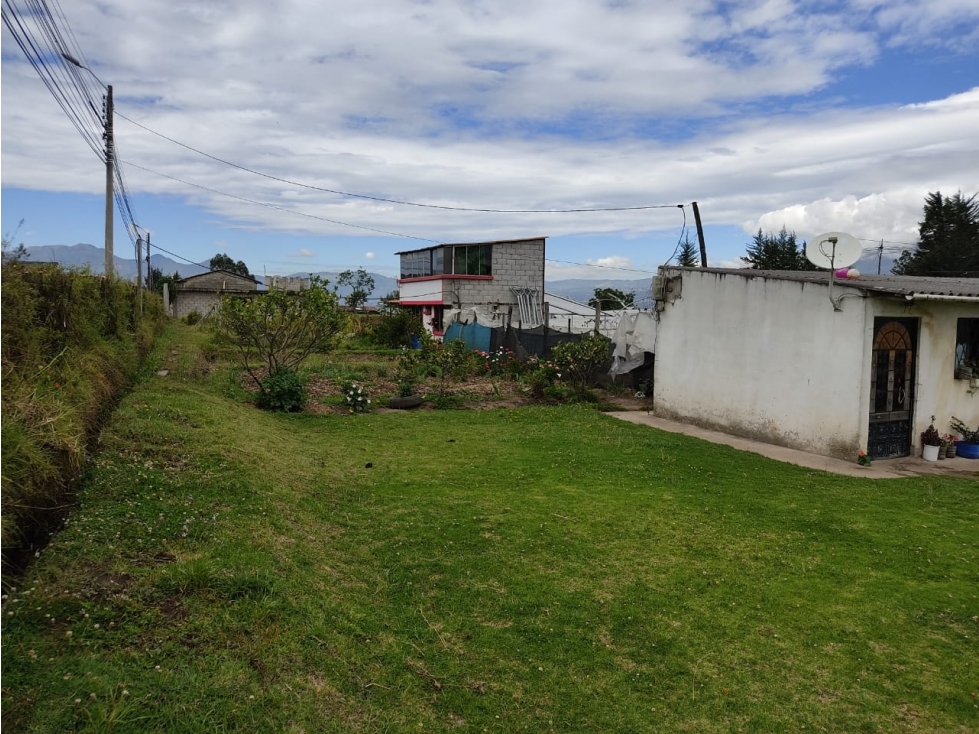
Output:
[2, 0, 978, 282]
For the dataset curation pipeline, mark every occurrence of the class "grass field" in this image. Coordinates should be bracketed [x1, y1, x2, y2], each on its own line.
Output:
[2, 325, 977, 732]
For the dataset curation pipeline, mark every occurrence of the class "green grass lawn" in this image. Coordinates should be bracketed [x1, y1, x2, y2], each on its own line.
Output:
[3, 326, 978, 732]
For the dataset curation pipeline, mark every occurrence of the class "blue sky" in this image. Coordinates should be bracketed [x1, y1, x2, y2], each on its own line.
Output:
[3, 0, 978, 281]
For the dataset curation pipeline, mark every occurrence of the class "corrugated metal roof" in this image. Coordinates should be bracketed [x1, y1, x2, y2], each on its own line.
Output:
[665, 267, 979, 298]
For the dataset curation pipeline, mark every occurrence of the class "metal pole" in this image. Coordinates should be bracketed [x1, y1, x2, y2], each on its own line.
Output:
[104, 85, 114, 277]
[691, 201, 707, 268]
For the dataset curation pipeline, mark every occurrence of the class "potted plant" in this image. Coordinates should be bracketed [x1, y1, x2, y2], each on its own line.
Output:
[921, 417, 942, 461]
[949, 416, 979, 460]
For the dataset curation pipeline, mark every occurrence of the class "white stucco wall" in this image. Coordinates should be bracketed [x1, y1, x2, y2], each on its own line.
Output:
[655, 268, 979, 458]
[399, 279, 445, 304]
[654, 269, 870, 458]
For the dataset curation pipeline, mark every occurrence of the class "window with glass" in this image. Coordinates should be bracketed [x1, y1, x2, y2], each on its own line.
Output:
[400, 248, 439, 278]
[955, 317, 979, 378]
[452, 244, 492, 276]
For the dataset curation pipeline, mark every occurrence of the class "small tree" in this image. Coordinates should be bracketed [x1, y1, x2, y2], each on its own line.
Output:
[337, 267, 375, 310]
[551, 334, 611, 394]
[1, 219, 28, 262]
[588, 287, 635, 310]
[219, 276, 346, 409]
[148, 267, 179, 295]
[209, 253, 251, 277]
[676, 234, 700, 267]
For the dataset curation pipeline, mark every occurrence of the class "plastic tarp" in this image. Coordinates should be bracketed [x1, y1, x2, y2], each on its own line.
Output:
[609, 311, 657, 377]
[442, 320, 494, 352]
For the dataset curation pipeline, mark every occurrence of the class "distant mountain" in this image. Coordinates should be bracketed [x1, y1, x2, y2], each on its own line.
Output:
[23, 244, 207, 279]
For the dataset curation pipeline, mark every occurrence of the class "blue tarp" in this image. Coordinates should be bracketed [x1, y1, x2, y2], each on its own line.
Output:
[442, 321, 493, 352]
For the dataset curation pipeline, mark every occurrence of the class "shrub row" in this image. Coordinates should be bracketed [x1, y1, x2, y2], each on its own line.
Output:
[1, 263, 167, 573]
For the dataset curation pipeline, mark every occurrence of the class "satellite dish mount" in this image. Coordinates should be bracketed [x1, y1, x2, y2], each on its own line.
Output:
[807, 232, 861, 311]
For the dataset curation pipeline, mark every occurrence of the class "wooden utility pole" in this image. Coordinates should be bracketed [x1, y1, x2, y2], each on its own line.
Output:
[136, 234, 143, 314]
[146, 232, 153, 291]
[691, 201, 707, 267]
[104, 85, 114, 277]
[877, 239, 883, 275]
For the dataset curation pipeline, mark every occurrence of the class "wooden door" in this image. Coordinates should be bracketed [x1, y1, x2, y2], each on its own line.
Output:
[868, 318, 917, 459]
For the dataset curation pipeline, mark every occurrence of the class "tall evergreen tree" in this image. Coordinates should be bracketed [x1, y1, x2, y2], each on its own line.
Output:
[892, 191, 979, 277]
[676, 234, 699, 267]
[741, 227, 814, 270]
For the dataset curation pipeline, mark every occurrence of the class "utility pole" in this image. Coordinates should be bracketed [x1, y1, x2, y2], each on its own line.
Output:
[877, 239, 883, 275]
[103, 85, 114, 277]
[136, 234, 143, 315]
[146, 231, 153, 291]
[691, 201, 708, 268]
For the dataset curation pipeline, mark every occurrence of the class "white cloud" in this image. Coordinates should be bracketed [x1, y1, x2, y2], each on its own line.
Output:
[2, 0, 978, 266]
[365, 251, 375, 259]
[291, 248, 316, 258]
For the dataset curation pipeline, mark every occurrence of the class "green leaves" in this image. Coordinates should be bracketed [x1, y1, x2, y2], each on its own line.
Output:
[219, 276, 346, 404]
[892, 191, 979, 276]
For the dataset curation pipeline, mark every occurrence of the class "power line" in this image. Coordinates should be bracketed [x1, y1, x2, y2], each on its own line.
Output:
[120, 159, 440, 242]
[115, 111, 684, 214]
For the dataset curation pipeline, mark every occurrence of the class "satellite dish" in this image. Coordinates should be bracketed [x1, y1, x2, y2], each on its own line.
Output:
[807, 232, 862, 270]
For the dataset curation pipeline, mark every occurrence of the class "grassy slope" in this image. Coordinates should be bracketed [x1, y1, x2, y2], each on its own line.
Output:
[2, 326, 977, 733]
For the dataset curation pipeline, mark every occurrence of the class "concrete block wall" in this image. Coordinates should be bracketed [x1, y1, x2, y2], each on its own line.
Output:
[451, 238, 544, 308]
[173, 291, 221, 320]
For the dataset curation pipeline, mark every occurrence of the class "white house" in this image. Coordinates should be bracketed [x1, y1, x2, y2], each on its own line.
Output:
[397, 237, 546, 337]
[652, 267, 979, 460]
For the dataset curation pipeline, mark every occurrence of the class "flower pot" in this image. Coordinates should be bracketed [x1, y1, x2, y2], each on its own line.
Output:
[946, 443, 957, 458]
[922, 444, 940, 461]
[388, 394, 423, 409]
[956, 442, 979, 460]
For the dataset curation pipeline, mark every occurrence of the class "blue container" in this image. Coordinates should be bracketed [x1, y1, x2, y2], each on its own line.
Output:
[956, 442, 979, 459]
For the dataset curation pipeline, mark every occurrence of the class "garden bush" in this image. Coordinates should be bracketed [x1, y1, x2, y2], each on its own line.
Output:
[256, 368, 308, 412]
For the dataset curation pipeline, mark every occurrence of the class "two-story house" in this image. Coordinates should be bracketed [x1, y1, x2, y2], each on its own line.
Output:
[397, 237, 546, 337]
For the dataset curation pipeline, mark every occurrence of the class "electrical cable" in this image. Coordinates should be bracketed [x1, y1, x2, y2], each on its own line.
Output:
[120, 159, 440, 242]
[2, 0, 105, 160]
[115, 111, 684, 214]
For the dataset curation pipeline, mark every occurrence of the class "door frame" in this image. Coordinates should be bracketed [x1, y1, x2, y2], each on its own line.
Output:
[868, 316, 919, 459]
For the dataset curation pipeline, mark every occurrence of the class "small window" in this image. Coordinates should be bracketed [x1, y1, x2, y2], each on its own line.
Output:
[955, 318, 979, 378]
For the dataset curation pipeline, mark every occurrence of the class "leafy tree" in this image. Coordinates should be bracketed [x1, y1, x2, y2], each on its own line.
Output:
[209, 253, 251, 277]
[337, 267, 375, 310]
[379, 290, 401, 314]
[588, 287, 635, 310]
[892, 191, 979, 277]
[147, 267, 179, 295]
[741, 227, 815, 270]
[219, 276, 346, 408]
[677, 234, 699, 267]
